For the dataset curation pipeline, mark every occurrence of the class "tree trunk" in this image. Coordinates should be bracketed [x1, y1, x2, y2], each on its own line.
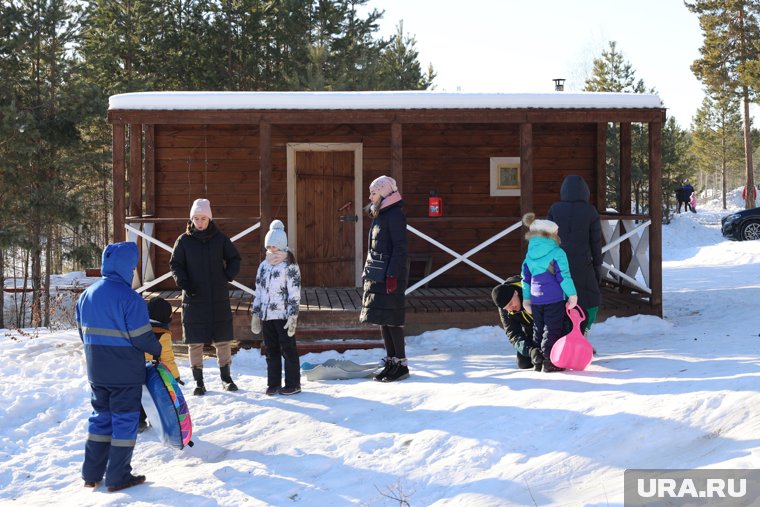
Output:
[103, 171, 110, 245]
[742, 87, 756, 209]
[44, 222, 51, 327]
[0, 249, 4, 329]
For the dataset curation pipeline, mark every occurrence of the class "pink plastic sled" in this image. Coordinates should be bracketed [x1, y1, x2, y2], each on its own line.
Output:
[550, 306, 593, 371]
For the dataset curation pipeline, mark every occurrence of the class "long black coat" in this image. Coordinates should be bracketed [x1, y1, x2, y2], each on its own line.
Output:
[360, 200, 408, 326]
[169, 221, 241, 344]
[547, 175, 603, 310]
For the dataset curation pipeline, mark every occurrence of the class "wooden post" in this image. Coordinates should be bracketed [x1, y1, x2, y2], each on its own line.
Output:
[112, 124, 126, 243]
[259, 121, 272, 253]
[144, 125, 155, 216]
[391, 121, 402, 191]
[649, 120, 663, 317]
[144, 124, 156, 282]
[519, 122, 533, 256]
[129, 124, 142, 218]
[519, 123, 533, 217]
[619, 122, 632, 280]
[595, 123, 607, 210]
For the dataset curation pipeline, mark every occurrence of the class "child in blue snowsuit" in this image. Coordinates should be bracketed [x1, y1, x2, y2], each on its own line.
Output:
[77, 242, 162, 491]
[521, 213, 578, 372]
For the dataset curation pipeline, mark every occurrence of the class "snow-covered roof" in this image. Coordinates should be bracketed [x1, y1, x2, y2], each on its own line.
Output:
[109, 91, 663, 111]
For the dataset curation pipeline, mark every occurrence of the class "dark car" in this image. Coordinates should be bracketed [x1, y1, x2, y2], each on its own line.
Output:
[721, 207, 760, 240]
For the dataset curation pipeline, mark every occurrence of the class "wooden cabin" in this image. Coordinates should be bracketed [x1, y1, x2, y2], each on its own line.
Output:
[108, 91, 665, 349]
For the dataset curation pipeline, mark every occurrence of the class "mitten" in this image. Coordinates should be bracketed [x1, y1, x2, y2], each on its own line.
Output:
[251, 314, 262, 334]
[284, 315, 298, 337]
[566, 294, 578, 310]
[523, 299, 532, 315]
[385, 275, 398, 294]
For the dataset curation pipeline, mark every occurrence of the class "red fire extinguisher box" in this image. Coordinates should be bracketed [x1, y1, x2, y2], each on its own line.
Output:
[428, 192, 443, 217]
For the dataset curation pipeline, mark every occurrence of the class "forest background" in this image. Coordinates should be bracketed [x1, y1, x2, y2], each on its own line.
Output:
[1, 0, 759, 329]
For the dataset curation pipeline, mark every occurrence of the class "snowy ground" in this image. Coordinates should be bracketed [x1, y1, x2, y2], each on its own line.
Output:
[2, 190, 759, 506]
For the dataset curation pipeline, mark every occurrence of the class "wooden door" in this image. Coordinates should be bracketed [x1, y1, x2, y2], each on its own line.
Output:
[295, 151, 356, 287]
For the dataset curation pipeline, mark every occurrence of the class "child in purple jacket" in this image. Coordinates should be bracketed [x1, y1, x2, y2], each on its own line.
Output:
[521, 213, 578, 372]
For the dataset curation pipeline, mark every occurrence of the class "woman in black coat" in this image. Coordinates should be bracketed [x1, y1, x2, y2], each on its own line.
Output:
[360, 175, 409, 382]
[547, 175, 603, 333]
[170, 198, 241, 395]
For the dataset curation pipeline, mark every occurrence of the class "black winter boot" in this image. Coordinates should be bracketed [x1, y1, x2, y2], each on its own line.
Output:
[220, 364, 238, 392]
[373, 357, 393, 382]
[382, 358, 410, 382]
[192, 367, 206, 396]
[542, 359, 565, 373]
[529, 347, 544, 372]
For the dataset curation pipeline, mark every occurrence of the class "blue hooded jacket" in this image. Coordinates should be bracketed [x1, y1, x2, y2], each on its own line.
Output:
[521, 236, 577, 305]
[77, 242, 161, 385]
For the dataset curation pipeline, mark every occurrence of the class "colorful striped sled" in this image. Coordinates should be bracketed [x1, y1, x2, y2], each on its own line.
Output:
[142, 362, 194, 450]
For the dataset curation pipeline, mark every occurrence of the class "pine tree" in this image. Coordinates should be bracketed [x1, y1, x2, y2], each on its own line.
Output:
[584, 41, 654, 212]
[691, 93, 745, 209]
[377, 21, 436, 90]
[2, 0, 97, 326]
[686, 0, 760, 209]
[661, 117, 695, 222]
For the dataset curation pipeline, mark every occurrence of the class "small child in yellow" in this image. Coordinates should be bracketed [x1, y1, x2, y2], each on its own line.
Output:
[139, 297, 180, 432]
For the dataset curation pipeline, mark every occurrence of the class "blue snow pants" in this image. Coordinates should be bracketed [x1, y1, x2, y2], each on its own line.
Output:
[82, 383, 142, 487]
[532, 300, 567, 360]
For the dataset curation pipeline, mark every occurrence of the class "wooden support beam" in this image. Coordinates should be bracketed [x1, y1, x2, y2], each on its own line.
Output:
[391, 121, 402, 191]
[649, 121, 663, 317]
[519, 123, 533, 217]
[619, 122, 632, 278]
[129, 124, 142, 217]
[519, 123, 533, 256]
[595, 123, 607, 210]
[259, 121, 271, 253]
[113, 124, 126, 242]
[144, 125, 155, 216]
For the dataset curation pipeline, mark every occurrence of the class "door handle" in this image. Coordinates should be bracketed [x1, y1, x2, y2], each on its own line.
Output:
[340, 214, 358, 223]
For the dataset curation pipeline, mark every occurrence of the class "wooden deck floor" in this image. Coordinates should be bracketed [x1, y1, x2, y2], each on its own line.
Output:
[146, 287, 494, 313]
[147, 285, 651, 334]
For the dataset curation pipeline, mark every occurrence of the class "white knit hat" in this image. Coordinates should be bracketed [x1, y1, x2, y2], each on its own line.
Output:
[265, 219, 288, 251]
[190, 198, 212, 220]
[530, 219, 559, 235]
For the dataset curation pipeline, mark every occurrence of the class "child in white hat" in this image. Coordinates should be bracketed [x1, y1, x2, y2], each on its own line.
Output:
[520, 213, 577, 372]
[251, 220, 302, 395]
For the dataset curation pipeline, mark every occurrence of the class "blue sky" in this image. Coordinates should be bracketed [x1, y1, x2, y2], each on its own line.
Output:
[369, 0, 706, 128]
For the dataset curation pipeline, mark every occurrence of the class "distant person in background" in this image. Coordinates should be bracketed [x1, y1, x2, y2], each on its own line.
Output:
[547, 175, 603, 336]
[360, 175, 410, 382]
[170, 198, 241, 396]
[742, 184, 757, 202]
[77, 242, 161, 492]
[676, 183, 695, 213]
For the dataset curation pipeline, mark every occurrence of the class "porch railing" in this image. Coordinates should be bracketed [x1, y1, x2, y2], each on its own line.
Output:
[123, 215, 653, 300]
[125, 220, 259, 295]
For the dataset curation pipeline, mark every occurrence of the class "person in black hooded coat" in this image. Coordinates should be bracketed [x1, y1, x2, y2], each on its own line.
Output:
[547, 175, 603, 333]
[170, 198, 241, 395]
